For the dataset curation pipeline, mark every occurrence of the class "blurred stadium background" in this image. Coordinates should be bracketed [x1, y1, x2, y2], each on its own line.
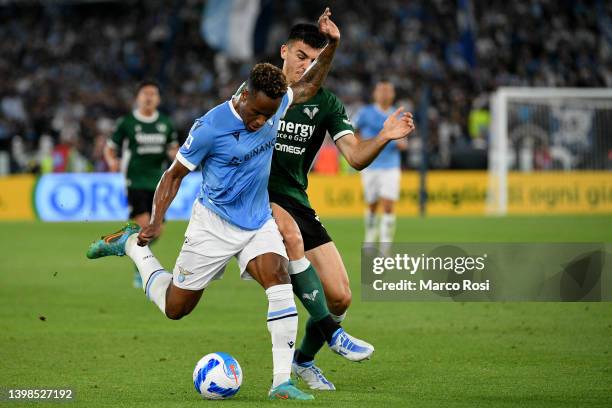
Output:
[1, 1, 611, 407]
[1, 0, 611, 220]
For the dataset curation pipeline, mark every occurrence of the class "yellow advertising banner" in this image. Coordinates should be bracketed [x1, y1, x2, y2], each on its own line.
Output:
[0, 172, 610, 220]
[0, 175, 36, 220]
[307, 171, 612, 216]
[507, 172, 612, 214]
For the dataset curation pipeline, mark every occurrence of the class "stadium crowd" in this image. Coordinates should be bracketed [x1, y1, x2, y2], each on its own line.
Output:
[1, 0, 610, 173]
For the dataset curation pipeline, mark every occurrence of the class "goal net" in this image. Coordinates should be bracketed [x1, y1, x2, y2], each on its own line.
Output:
[487, 87, 612, 215]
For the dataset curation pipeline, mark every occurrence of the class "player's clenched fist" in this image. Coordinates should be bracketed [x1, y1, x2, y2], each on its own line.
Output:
[318, 7, 340, 42]
[137, 223, 161, 246]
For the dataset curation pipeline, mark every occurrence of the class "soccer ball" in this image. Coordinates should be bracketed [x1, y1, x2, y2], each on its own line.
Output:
[192, 352, 242, 399]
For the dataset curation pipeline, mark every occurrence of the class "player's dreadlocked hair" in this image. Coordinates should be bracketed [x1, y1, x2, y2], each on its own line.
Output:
[287, 23, 328, 49]
[248, 63, 287, 99]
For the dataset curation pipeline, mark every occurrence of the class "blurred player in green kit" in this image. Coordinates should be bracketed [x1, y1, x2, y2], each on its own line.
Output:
[104, 80, 179, 287]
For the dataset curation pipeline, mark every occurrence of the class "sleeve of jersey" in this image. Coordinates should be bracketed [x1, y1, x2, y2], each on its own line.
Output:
[176, 122, 213, 171]
[325, 94, 354, 142]
[108, 118, 125, 149]
[277, 87, 294, 119]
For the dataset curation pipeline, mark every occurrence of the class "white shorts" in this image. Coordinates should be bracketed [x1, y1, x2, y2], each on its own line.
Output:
[360, 168, 401, 204]
[172, 200, 288, 291]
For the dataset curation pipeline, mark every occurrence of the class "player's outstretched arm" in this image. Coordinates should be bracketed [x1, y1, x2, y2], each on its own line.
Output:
[337, 108, 415, 170]
[137, 159, 190, 246]
[291, 7, 340, 104]
[103, 144, 120, 172]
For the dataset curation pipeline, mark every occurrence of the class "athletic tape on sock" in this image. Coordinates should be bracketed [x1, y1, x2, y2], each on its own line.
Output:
[331, 312, 346, 323]
[288, 257, 310, 275]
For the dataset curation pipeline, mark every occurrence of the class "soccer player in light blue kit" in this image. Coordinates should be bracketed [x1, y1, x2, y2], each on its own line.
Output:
[87, 9, 372, 401]
[355, 80, 407, 252]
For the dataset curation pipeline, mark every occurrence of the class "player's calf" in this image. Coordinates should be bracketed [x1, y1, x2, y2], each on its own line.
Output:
[247, 253, 291, 289]
[326, 287, 351, 316]
[164, 284, 204, 320]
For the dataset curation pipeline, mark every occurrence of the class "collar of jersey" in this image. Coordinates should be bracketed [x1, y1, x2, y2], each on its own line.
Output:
[228, 98, 243, 122]
[373, 104, 394, 116]
[133, 109, 159, 123]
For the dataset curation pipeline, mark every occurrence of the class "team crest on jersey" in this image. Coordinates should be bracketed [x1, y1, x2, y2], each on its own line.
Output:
[156, 123, 167, 132]
[135, 125, 142, 132]
[177, 266, 193, 283]
[303, 106, 319, 120]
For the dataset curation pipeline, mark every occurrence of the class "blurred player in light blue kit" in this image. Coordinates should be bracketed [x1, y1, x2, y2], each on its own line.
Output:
[354, 80, 407, 252]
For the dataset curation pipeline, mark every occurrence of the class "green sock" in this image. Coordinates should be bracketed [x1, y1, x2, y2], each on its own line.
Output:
[290, 264, 329, 322]
[296, 317, 327, 363]
[291, 262, 342, 363]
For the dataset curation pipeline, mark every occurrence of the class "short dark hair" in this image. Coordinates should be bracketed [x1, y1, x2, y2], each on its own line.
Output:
[248, 63, 287, 99]
[136, 80, 160, 94]
[375, 79, 394, 87]
[287, 23, 327, 49]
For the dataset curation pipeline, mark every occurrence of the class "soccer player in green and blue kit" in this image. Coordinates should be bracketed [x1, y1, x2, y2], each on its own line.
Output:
[87, 9, 375, 400]
[263, 25, 415, 390]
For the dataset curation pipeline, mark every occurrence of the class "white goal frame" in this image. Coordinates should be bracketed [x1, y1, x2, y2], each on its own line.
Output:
[487, 87, 612, 215]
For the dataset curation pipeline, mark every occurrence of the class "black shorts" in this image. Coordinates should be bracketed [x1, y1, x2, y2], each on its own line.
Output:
[269, 192, 332, 251]
[127, 188, 155, 219]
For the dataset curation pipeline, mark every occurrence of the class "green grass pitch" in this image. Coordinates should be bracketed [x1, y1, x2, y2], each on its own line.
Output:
[1, 216, 611, 407]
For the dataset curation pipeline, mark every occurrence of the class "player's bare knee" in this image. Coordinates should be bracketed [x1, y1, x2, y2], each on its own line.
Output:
[382, 201, 394, 214]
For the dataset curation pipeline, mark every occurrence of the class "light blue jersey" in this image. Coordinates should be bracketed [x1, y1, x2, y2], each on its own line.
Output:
[354, 104, 400, 169]
[176, 89, 293, 230]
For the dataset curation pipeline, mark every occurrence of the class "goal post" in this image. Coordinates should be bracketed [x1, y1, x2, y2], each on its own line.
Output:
[487, 87, 612, 215]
